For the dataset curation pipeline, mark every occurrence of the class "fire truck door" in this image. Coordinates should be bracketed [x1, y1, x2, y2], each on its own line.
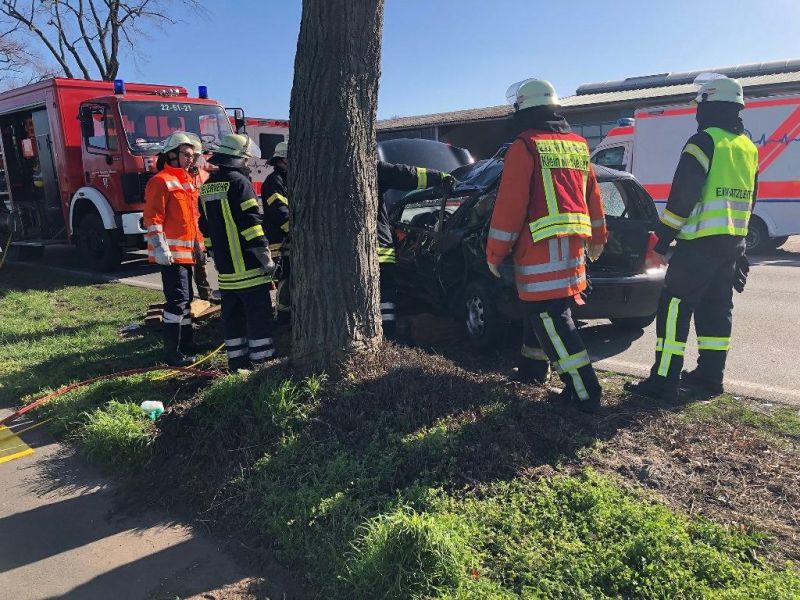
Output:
[31, 109, 63, 236]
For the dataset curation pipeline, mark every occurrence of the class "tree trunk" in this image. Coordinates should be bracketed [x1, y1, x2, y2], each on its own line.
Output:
[288, 0, 384, 372]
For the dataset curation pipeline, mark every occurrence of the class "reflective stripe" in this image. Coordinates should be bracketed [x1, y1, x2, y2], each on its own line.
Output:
[416, 167, 428, 189]
[201, 181, 231, 196]
[218, 275, 271, 290]
[521, 344, 548, 361]
[218, 267, 267, 282]
[554, 350, 591, 374]
[203, 237, 212, 248]
[560, 236, 569, 259]
[380, 302, 396, 310]
[266, 193, 288, 206]
[378, 246, 396, 264]
[164, 180, 181, 190]
[250, 349, 276, 361]
[240, 198, 259, 211]
[225, 337, 247, 347]
[488, 228, 518, 242]
[660, 209, 686, 230]
[540, 312, 589, 401]
[248, 337, 273, 348]
[166, 238, 194, 248]
[240, 224, 265, 241]
[591, 218, 606, 228]
[518, 272, 585, 293]
[529, 212, 592, 242]
[683, 143, 710, 173]
[281, 221, 290, 233]
[548, 239, 559, 260]
[171, 251, 193, 260]
[697, 336, 731, 351]
[180, 317, 191, 325]
[147, 224, 163, 233]
[201, 192, 227, 202]
[227, 348, 249, 358]
[221, 198, 246, 273]
[657, 298, 684, 377]
[162, 311, 183, 324]
[514, 255, 583, 275]
[381, 314, 396, 322]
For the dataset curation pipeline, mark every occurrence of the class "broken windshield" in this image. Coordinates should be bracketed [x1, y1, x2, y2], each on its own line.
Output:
[119, 101, 232, 155]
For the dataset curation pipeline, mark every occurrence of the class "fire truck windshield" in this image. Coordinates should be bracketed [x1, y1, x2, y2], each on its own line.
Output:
[119, 101, 232, 155]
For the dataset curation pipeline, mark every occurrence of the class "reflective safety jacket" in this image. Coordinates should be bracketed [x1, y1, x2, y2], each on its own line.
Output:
[487, 132, 607, 302]
[377, 161, 448, 264]
[198, 167, 272, 291]
[261, 166, 290, 260]
[143, 165, 201, 264]
[657, 127, 758, 244]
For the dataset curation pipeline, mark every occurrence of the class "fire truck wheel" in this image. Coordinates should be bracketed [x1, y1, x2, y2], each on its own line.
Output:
[77, 213, 122, 272]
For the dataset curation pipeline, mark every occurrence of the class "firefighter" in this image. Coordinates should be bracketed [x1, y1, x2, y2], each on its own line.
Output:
[486, 79, 608, 413]
[199, 134, 277, 370]
[144, 131, 205, 366]
[377, 161, 455, 336]
[626, 77, 758, 402]
[189, 152, 215, 302]
[261, 140, 290, 318]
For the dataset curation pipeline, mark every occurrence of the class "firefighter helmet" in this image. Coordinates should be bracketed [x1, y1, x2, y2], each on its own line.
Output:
[209, 133, 260, 167]
[506, 79, 559, 111]
[268, 140, 288, 165]
[160, 131, 202, 155]
[695, 77, 745, 106]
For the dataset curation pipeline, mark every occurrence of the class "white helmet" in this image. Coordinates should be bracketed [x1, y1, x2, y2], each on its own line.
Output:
[213, 133, 261, 159]
[506, 78, 560, 111]
[160, 131, 202, 155]
[272, 140, 288, 159]
[695, 77, 745, 106]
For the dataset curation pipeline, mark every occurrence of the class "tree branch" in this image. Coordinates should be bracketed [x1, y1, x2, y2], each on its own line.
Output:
[1, 0, 74, 77]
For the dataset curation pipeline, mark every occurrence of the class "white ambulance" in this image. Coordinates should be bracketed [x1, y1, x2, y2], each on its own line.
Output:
[236, 117, 289, 197]
[591, 95, 800, 252]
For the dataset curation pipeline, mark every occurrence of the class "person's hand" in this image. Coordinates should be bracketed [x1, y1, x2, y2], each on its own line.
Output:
[154, 247, 173, 266]
[487, 261, 501, 278]
[733, 254, 749, 293]
[441, 173, 457, 193]
[587, 243, 604, 262]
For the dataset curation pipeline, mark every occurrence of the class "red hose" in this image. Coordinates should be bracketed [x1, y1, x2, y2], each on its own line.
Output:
[0, 365, 220, 426]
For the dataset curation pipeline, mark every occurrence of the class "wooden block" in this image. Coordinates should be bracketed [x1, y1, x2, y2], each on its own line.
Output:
[195, 303, 221, 320]
[190, 299, 211, 318]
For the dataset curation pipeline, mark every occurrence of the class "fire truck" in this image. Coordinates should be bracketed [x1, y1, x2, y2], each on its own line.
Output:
[0, 77, 240, 270]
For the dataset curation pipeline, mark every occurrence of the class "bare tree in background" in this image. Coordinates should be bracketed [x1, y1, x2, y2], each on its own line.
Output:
[289, 0, 385, 371]
[0, 0, 201, 81]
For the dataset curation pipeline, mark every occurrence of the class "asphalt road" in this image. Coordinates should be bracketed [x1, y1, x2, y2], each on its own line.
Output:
[8, 238, 800, 406]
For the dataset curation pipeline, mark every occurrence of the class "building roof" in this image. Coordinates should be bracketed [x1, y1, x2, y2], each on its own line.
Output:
[377, 67, 800, 132]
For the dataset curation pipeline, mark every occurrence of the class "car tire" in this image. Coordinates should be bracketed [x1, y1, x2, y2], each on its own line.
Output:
[610, 313, 656, 331]
[463, 281, 500, 350]
[745, 217, 769, 254]
[77, 213, 122, 272]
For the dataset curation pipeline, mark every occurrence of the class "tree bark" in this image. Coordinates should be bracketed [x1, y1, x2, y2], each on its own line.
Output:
[289, 0, 385, 372]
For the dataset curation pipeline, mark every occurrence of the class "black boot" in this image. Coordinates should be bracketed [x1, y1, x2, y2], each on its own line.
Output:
[625, 377, 679, 403]
[548, 386, 601, 414]
[682, 369, 724, 396]
[180, 322, 211, 356]
[163, 323, 196, 367]
[511, 358, 551, 385]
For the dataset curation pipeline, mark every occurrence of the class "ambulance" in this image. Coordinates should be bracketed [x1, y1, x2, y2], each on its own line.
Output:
[592, 95, 800, 252]
[235, 117, 289, 197]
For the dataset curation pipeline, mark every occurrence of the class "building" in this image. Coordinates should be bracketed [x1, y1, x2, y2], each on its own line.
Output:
[377, 59, 800, 158]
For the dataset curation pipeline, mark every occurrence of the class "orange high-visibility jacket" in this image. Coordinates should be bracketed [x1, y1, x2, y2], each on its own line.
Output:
[143, 165, 202, 264]
[486, 130, 607, 302]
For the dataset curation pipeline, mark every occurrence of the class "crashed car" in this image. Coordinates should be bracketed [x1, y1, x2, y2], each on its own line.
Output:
[390, 144, 666, 347]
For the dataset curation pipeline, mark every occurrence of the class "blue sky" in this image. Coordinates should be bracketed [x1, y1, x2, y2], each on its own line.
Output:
[112, 0, 800, 120]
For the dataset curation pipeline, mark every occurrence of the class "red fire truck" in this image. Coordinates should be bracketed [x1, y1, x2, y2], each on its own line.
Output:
[0, 77, 239, 270]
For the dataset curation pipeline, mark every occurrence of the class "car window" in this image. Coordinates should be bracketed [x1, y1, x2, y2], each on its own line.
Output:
[592, 146, 626, 170]
[598, 181, 629, 218]
[399, 197, 467, 230]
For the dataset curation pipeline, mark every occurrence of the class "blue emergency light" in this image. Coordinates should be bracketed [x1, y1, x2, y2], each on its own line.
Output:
[198, 85, 208, 99]
[113, 79, 125, 95]
[617, 117, 635, 127]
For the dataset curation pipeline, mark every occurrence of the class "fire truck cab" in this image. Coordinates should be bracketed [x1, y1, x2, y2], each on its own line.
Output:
[0, 77, 234, 270]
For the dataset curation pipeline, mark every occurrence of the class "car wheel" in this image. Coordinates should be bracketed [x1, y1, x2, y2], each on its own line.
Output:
[745, 217, 769, 254]
[77, 213, 122, 272]
[463, 281, 500, 350]
[610, 314, 656, 331]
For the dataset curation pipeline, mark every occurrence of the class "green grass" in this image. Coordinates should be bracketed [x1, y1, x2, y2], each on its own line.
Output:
[686, 395, 800, 440]
[0, 265, 162, 404]
[79, 400, 155, 470]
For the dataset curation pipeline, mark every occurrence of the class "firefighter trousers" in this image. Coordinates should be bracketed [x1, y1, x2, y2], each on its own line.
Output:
[221, 284, 275, 370]
[379, 262, 398, 337]
[193, 246, 213, 301]
[160, 264, 194, 356]
[523, 298, 601, 402]
[648, 236, 744, 385]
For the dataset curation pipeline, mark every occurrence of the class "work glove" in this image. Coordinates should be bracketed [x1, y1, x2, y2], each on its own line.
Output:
[152, 233, 174, 266]
[587, 242, 604, 262]
[250, 246, 276, 275]
[733, 254, 749, 293]
[441, 173, 457, 193]
[487, 261, 501, 278]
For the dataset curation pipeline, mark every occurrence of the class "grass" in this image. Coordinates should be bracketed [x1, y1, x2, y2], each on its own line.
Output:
[2, 268, 799, 598]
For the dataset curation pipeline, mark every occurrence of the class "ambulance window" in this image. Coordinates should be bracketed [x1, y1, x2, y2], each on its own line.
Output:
[259, 134, 284, 159]
[592, 147, 626, 171]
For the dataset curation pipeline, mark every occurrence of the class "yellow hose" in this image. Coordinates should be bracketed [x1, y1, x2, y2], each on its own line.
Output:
[152, 343, 224, 381]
